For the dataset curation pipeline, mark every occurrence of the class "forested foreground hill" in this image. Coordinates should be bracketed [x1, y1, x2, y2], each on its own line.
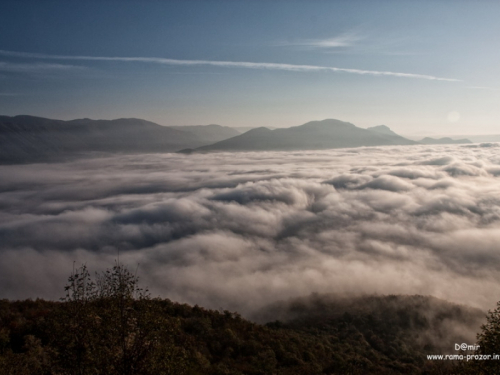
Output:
[0, 265, 491, 374]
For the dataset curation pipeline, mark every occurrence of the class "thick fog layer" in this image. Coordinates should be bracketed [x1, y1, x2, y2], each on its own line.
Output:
[1, 144, 500, 315]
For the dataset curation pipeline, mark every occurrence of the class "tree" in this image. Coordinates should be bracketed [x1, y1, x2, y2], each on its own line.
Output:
[53, 264, 98, 374]
[53, 261, 188, 375]
[477, 301, 500, 355]
[460, 300, 500, 374]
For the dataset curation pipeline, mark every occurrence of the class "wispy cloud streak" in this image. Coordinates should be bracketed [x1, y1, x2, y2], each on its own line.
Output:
[466, 86, 500, 91]
[0, 50, 460, 82]
[0, 61, 85, 73]
[277, 33, 363, 48]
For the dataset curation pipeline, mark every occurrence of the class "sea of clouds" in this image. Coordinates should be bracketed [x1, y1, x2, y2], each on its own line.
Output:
[1, 144, 500, 316]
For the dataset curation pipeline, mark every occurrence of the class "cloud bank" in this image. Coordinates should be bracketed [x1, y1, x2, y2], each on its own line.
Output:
[1, 144, 500, 316]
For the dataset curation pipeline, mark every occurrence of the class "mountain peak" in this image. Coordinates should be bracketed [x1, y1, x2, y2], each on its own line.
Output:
[246, 126, 272, 134]
[299, 119, 355, 129]
[367, 125, 398, 136]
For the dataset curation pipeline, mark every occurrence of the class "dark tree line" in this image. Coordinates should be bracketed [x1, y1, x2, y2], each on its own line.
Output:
[0, 262, 498, 374]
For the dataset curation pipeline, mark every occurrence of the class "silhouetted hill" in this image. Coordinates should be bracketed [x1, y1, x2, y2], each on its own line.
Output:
[367, 124, 420, 146]
[0, 115, 207, 163]
[367, 125, 400, 136]
[419, 137, 472, 145]
[196, 119, 417, 152]
[169, 124, 240, 143]
[198, 126, 275, 151]
[255, 294, 484, 352]
[231, 126, 278, 133]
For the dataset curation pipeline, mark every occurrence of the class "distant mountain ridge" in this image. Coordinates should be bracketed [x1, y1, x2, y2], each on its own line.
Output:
[419, 136, 472, 145]
[169, 124, 240, 143]
[232, 126, 278, 133]
[367, 124, 421, 145]
[0, 115, 236, 163]
[0, 115, 474, 163]
[195, 119, 417, 152]
[367, 124, 401, 137]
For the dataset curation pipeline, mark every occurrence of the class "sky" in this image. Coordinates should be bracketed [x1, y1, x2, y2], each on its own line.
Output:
[1, 0, 500, 134]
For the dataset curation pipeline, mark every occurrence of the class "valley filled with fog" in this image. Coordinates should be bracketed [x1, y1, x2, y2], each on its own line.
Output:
[1, 143, 500, 317]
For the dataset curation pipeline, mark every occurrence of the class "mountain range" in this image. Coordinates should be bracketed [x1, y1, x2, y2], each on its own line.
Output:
[0, 115, 473, 163]
[194, 119, 418, 152]
[0, 115, 237, 163]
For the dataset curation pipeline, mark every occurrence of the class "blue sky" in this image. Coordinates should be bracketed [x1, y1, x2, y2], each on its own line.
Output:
[1, 1, 499, 134]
